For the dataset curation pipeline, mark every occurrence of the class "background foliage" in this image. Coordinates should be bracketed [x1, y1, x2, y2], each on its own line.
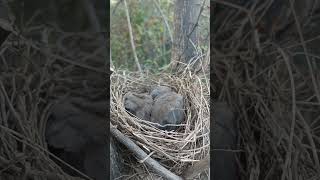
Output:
[111, 0, 209, 72]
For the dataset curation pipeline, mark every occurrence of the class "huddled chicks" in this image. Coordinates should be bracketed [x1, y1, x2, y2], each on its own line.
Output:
[123, 86, 185, 131]
[45, 97, 108, 180]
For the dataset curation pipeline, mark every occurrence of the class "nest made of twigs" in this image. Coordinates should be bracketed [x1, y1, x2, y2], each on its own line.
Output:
[110, 69, 210, 174]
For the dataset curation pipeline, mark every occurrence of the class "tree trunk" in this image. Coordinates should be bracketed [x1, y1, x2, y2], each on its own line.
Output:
[171, 0, 201, 71]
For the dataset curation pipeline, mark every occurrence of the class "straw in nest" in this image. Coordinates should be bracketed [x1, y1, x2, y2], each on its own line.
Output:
[111, 69, 210, 175]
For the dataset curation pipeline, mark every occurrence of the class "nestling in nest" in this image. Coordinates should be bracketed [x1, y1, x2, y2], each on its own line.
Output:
[110, 69, 210, 175]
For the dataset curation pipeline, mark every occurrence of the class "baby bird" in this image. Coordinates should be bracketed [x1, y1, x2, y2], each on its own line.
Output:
[45, 97, 108, 180]
[150, 86, 185, 130]
[123, 92, 153, 121]
[150, 86, 172, 99]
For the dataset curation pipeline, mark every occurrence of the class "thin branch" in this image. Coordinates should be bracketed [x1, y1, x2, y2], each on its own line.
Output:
[153, 0, 173, 43]
[110, 125, 183, 180]
[123, 0, 143, 74]
[112, 0, 124, 15]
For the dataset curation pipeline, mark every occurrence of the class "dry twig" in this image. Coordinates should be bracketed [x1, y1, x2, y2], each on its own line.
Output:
[111, 125, 183, 180]
[123, 0, 143, 74]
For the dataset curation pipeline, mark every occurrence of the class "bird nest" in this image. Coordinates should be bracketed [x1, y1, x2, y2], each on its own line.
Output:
[110, 69, 210, 175]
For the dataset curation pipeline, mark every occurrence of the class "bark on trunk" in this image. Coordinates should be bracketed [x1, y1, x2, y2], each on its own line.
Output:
[171, 0, 201, 71]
